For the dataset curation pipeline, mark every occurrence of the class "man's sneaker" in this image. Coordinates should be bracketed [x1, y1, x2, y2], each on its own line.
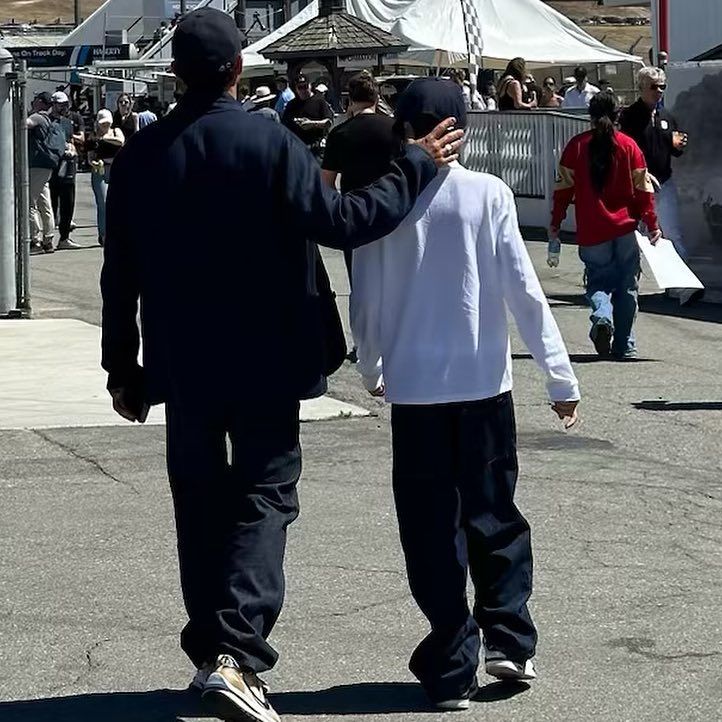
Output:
[485, 658, 537, 681]
[434, 678, 479, 711]
[30, 241, 44, 255]
[41, 237, 55, 254]
[613, 348, 639, 362]
[590, 321, 612, 357]
[56, 238, 82, 250]
[202, 654, 280, 722]
[189, 662, 214, 691]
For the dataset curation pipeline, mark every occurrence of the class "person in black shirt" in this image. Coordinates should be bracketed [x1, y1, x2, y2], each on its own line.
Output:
[619, 67, 688, 258]
[282, 75, 333, 160]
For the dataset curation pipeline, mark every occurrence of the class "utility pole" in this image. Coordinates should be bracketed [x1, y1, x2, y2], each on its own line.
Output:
[283, 1, 293, 24]
[74, 0, 81, 27]
[0, 48, 17, 315]
[235, 0, 248, 48]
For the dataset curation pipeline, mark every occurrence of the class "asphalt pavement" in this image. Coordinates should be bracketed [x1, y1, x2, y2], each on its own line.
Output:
[0, 174, 720, 721]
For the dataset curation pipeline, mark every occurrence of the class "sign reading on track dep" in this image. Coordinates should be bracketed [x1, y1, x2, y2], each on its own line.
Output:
[7, 45, 132, 68]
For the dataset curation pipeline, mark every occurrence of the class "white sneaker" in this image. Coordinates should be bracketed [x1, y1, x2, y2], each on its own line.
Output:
[434, 679, 478, 711]
[202, 654, 280, 722]
[189, 662, 214, 691]
[485, 659, 537, 681]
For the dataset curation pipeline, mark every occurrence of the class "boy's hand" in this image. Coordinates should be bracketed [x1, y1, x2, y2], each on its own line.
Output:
[552, 401, 579, 429]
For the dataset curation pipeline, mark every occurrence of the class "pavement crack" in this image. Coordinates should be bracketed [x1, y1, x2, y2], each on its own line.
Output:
[297, 562, 404, 577]
[321, 592, 410, 619]
[607, 637, 722, 663]
[31, 429, 139, 494]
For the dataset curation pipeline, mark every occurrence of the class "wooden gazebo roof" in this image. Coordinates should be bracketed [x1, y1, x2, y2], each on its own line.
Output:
[261, 0, 408, 61]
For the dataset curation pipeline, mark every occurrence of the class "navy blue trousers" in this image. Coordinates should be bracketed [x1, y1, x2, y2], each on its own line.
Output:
[165, 398, 301, 672]
[391, 392, 537, 701]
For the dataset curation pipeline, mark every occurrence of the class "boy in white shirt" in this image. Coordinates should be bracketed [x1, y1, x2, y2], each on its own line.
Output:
[351, 78, 580, 710]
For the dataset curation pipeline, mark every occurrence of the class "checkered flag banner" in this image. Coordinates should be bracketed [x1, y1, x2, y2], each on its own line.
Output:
[460, 0, 483, 90]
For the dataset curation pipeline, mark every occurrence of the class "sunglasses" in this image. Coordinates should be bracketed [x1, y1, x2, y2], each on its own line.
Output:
[543, 81, 556, 87]
[650, 83, 667, 91]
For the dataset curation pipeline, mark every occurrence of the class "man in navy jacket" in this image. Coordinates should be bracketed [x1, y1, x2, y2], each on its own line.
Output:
[100, 9, 462, 722]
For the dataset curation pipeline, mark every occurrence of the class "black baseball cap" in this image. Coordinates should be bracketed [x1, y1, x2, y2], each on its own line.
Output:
[172, 8, 241, 89]
[34, 91, 53, 105]
[394, 77, 467, 139]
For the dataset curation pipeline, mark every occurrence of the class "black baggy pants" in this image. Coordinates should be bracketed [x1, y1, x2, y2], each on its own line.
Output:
[391, 392, 537, 702]
[165, 398, 301, 672]
[49, 174, 76, 240]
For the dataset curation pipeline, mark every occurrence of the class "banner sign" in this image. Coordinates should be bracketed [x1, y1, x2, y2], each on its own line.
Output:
[7, 45, 132, 68]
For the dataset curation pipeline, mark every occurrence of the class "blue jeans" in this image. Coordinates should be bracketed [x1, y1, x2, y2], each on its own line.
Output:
[578, 233, 640, 356]
[91, 165, 111, 241]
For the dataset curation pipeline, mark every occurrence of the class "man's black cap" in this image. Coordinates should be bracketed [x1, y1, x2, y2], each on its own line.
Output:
[35, 91, 52, 105]
[172, 8, 241, 88]
[394, 77, 467, 139]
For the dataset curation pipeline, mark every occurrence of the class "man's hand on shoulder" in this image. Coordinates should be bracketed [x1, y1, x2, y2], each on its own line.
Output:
[410, 117, 465, 168]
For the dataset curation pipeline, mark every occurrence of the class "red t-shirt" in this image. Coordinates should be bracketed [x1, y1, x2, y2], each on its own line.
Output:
[551, 130, 658, 246]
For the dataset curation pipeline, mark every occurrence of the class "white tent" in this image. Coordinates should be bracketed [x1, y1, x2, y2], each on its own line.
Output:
[243, 0, 641, 73]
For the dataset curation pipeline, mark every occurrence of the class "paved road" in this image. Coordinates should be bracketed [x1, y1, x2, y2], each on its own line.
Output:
[1, 175, 721, 721]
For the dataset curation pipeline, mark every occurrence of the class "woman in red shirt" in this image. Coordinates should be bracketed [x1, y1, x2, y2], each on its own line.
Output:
[550, 94, 661, 360]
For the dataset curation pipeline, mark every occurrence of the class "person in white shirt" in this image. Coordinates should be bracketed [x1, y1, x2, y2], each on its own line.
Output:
[351, 77, 580, 711]
[562, 66, 600, 109]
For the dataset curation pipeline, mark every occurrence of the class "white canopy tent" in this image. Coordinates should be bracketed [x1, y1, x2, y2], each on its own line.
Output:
[242, 0, 641, 74]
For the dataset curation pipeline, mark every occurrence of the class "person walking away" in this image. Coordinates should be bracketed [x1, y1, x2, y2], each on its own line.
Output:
[27, 92, 64, 254]
[248, 86, 280, 123]
[87, 109, 124, 246]
[48, 91, 83, 250]
[618, 67, 695, 303]
[498, 58, 537, 110]
[350, 77, 580, 711]
[562, 66, 599, 110]
[137, 96, 159, 130]
[100, 9, 463, 722]
[550, 94, 660, 360]
[282, 75, 334, 162]
[274, 76, 294, 116]
[113, 93, 139, 140]
[540, 77, 563, 108]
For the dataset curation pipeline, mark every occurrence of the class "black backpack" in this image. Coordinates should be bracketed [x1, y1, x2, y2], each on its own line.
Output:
[30, 113, 67, 170]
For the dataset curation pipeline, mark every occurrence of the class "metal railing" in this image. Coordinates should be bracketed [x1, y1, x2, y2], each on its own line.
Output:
[462, 110, 588, 201]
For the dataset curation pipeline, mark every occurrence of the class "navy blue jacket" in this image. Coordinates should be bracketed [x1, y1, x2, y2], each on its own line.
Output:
[100, 91, 437, 405]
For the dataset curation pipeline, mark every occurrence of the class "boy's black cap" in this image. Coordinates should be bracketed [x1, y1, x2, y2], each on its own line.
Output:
[172, 8, 241, 88]
[394, 77, 467, 138]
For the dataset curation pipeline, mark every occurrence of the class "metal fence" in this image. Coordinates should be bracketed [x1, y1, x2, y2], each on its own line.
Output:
[462, 110, 588, 209]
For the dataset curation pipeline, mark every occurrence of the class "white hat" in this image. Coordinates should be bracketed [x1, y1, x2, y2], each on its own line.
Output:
[97, 108, 113, 124]
[51, 91, 69, 104]
[250, 86, 276, 104]
[315, 83, 328, 94]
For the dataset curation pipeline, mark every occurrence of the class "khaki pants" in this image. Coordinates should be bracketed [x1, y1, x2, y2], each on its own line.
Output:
[29, 168, 55, 243]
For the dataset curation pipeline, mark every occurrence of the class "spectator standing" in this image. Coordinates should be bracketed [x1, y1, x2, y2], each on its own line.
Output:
[550, 94, 660, 359]
[482, 81, 497, 111]
[137, 96, 159, 130]
[113, 93, 139, 140]
[99, 9, 461, 722]
[26, 92, 60, 254]
[87, 109, 124, 246]
[274, 76, 294, 116]
[540, 77, 563, 108]
[248, 86, 280, 123]
[351, 78, 580, 710]
[498, 58, 537, 110]
[282, 75, 334, 161]
[561, 66, 599, 109]
[49, 91, 83, 250]
[619, 67, 688, 259]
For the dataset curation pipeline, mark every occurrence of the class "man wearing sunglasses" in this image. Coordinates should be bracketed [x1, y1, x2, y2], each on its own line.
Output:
[619, 67, 690, 278]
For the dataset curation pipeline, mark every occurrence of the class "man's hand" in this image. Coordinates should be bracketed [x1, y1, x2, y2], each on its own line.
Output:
[551, 401, 579, 429]
[412, 117, 465, 168]
[110, 388, 139, 422]
[672, 131, 688, 151]
[648, 228, 662, 245]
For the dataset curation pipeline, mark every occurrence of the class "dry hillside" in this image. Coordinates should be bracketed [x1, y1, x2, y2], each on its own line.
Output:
[1, 1, 103, 25]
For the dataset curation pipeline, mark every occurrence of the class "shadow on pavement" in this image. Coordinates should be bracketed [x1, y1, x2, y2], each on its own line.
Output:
[512, 353, 660, 364]
[634, 400, 722, 411]
[0, 689, 207, 722]
[0, 681, 530, 720]
[548, 291, 722, 324]
[274, 680, 530, 715]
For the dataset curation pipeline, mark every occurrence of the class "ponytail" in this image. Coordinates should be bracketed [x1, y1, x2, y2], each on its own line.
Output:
[588, 94, 619, 194]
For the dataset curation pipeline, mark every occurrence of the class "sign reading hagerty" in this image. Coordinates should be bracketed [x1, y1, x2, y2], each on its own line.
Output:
[7, 45, 132, 68]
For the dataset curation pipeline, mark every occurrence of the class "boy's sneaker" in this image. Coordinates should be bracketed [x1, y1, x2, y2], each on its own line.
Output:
[485, 658, 537, 681]
[189, 662, 214, 691]
[590, 320, 612, 357]
[202, 654, 280, 722]
[434, 678, 479, 711]
[56, 238, 82, 250]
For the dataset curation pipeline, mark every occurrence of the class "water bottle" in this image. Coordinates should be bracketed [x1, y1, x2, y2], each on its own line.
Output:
[547, 237, 561, 268]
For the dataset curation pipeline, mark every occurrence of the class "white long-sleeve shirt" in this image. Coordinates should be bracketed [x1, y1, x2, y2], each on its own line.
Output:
[350, 164, 580, 405]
